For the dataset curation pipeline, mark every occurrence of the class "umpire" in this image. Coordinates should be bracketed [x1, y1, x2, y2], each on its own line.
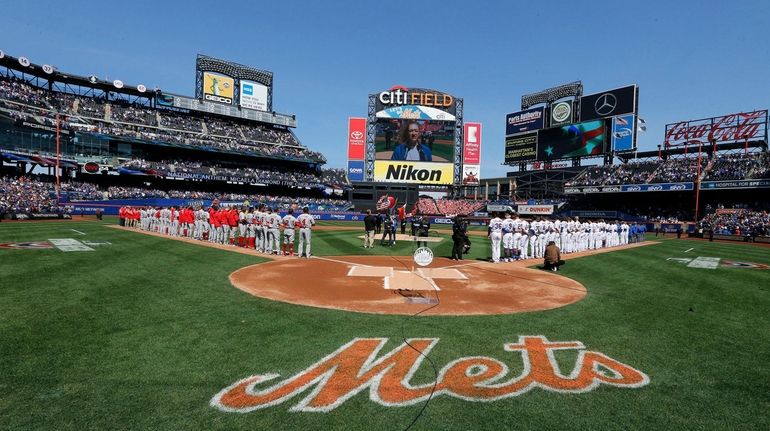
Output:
[451, 216, 469, 260]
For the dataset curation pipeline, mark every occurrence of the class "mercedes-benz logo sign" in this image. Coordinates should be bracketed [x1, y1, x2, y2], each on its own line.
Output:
[594, 93, 617, 116]
[350, 131, 364, 140]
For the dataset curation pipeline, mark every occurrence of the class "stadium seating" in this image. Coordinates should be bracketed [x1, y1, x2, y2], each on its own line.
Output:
[700, 210, 770, 236]
[0, 77, 323, 163]
[0, 175, 352, 214]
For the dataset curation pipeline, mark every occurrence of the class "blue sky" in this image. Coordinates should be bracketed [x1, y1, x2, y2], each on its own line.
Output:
[4, 0, 769, 177]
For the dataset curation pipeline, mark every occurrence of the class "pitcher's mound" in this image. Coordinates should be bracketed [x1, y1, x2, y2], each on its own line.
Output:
[230, 255, 586, 316]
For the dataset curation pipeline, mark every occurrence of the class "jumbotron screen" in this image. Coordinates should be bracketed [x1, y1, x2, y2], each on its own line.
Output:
[374, 118, 455, 163]
[536, 120, 606, 160]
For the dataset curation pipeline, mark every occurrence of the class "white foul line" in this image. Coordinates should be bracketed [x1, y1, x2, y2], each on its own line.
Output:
[70, 229, 87, 235]
[684, 248, 694, 253]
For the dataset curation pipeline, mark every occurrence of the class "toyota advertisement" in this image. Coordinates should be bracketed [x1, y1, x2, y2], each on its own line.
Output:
[536, 120, 606, 160]
[347, 117, 366, 160]
[580, 85, 637, 122]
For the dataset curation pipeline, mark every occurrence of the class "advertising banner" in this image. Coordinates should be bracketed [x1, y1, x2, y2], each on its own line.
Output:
[347, 160, 365, 182]
[374, 86, 456, 118]
[505, 107, 545, 135]
[620, 183, 693, 192]
[347, 117, 367, 160]
[700, 179, 770, 190]
[462, 164, 480, 185]
[612, 114, 637, 152]
[526, 161, 570, 170]
[517, 204, 554, 215]
[373, 161, 453, 185]
[463, 122, 482, 165]
[504, 133, 538, 163]
[239, 80, 269, 111]
[565, 183, 692, 193]
[580, 85, 637, 121]
[202, 71, 235, 105]
[537, 120, 605, 160]
[664, 110, 768, 147]
[549, 100, 574, 127]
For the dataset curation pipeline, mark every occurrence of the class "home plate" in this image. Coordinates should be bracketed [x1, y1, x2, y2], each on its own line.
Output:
[384, 270, 440, 291]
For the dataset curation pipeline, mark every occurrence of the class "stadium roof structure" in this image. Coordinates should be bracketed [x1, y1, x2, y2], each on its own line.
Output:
[0, 53, 151, 98]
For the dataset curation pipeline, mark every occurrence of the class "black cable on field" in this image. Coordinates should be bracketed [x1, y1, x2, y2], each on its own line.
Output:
[387, 253, 440, 431]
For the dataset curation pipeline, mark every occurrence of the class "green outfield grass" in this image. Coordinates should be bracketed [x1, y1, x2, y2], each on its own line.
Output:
[1, 220, 769, 430]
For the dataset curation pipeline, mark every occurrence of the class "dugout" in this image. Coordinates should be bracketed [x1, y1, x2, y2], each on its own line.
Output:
[351, 182, 418, 212]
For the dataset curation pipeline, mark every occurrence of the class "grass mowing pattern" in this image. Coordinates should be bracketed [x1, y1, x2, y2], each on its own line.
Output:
[1, 221, 769, 430]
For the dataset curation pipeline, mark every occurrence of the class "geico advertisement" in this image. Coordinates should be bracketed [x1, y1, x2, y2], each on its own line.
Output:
[373, 161, 453, 185]
[203, 72, 234, 104]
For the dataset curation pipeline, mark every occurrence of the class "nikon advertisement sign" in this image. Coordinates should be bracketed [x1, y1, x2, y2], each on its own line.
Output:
[373, 161, 453, 185]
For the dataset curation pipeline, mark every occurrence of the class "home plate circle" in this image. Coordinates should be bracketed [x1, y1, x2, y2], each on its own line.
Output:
[230, 255, 586, 316]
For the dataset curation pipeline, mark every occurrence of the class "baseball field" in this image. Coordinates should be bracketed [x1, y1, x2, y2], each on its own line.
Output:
[1, 218, 769, 430]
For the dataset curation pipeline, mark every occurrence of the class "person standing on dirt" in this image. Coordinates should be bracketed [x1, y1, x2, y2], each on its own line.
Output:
[363, 209, 377, 248]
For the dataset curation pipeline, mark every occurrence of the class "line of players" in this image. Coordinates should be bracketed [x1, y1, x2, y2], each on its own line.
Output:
[487, 212, 638, 263]
[122, 205, 316, 257]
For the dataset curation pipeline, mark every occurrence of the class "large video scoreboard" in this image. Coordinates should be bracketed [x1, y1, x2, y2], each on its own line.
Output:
[505, 84, 639, 164]
[347, 86, 482, 186]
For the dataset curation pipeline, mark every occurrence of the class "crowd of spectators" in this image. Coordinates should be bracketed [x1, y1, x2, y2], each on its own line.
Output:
[0, 76, 325, 163]
[0, 175, 65, 214]
[0, 174, 352, 215]
[110, 103, 157, 126]
[436, 199, 487, 216]
[103, 186, 351, 211]
[119, 159, 341, 189]
[568, 153, 770, 187]
[417, 197, 439, 215]
[700, 210, 770, 237]
[320, 168, 349, 187]
[648, 157, 707, 183]
[415, 197, 487, 216]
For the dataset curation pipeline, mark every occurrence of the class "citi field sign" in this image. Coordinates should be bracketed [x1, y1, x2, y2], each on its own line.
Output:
[211, 336, 649, 413]
[375, 85, 458, 118]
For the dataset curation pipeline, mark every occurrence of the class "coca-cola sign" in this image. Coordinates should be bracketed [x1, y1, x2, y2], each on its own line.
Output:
[664, 110, 767, 147]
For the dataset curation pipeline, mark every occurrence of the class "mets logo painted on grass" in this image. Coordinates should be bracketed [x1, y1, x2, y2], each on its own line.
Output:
[211, 336, 649, 413]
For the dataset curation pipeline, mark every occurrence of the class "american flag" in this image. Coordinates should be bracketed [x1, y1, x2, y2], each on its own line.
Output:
[376, 195, 391, 211]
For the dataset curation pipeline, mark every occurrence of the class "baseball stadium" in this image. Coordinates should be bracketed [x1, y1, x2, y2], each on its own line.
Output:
[2, 5, 770, 430]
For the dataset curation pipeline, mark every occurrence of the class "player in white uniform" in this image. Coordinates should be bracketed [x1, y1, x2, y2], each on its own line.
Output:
[518, 218, 530, 259]
[238, 209, 248, 247]
[620, 221, 629, 245]
[501, 212, 516, 262]
[244, 208, 256, 249]
[296, 207, 316, 258]
[261, 206, 272, 253]
[281, 209, 298, 256]
[488, 213, 504, 263]
[528, 219, 539, 259]
[267, 207, 282, 255]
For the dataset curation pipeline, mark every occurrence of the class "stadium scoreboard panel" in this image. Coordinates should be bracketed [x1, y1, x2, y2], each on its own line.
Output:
[347, 86, 477, 187]
[195, 55, 273, 112]
[505, 84, 639, 164]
